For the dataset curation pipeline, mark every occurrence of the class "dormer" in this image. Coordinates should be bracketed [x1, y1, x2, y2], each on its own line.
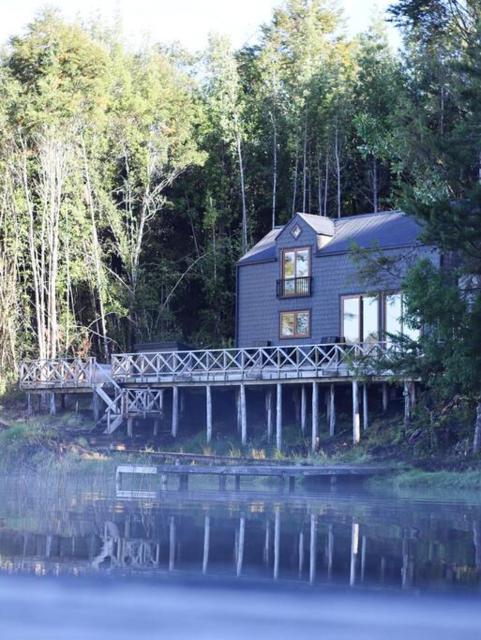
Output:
[275, 212, 334, 252]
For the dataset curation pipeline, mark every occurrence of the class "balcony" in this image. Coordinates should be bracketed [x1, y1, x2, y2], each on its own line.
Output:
[276, 276, 312, 298]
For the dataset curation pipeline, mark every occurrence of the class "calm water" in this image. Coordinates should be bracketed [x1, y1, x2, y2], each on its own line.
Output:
[1, 472, 481, 638]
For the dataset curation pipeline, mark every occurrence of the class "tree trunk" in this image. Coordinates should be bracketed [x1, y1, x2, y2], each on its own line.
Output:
[372, 156, 378, 214]
[236, 133, 248, 254]
[334, 124, 341, 218]
[302, 113, 308, 212]
[270, 112, 277, 229]
[291, 144, 299, 215]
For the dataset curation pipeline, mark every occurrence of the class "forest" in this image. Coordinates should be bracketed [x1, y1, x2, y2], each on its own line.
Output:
[1, 0, 481, 451]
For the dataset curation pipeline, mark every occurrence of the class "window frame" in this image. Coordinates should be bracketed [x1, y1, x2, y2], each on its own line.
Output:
[279, 309, 311, 340]
[281, 246, 312, 280]
[340, 293, 382, 344]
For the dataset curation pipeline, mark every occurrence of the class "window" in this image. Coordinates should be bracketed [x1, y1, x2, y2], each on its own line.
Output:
[280, 310, 310, 339]
[341, 292, 419, 344]
[281, 247, 311, 296]
[341, 295, 379, 344]
[385, 293, 420, 342]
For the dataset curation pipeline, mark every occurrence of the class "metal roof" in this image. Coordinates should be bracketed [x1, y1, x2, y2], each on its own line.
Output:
[238, 210, 422, 265]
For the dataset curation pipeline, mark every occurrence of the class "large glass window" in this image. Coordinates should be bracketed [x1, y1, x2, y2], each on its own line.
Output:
[282, 248, 311, 296]
[342, 295, 379, 344]
[280, 310, 310, 339]
[385, 293, 420, 341]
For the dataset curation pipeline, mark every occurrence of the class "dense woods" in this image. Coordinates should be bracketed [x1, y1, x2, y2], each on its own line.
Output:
[2, 0, 481, 451]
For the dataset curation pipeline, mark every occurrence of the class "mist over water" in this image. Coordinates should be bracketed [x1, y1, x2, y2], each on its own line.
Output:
[1, 472, 481, 638]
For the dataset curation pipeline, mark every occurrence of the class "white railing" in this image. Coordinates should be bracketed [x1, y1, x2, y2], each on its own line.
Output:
[111, 342, 394, 383]
[19, 357, 98, 389]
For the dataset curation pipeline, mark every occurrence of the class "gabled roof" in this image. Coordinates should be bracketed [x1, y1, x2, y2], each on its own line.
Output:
[238, 210, 423, 266]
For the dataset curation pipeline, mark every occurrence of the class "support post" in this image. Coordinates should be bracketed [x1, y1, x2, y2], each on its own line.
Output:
[27, 393, 33, 417]
[327, 524, 334, 580]
[206, 385, 213, 443]
[298, 531, 305, 578]
[352, 380, 360, 444]
[350, 522, 359, 587]
[309, 513, 317, 585]
[236, 389, 241, 433]
[172, 386, 179, 438]
[301, 386, 307, 435]
[329, 384, 336, 437]
[60, 394, 66, 411]
[276, 383, 282, 451]
[266, 388, 273, 443]
[274, 508, 280, 580]
[311, 382, 318, 452]
[154, 390, 164, 436]
[240, 384, 247, 446]
[263, 520, 270, 565]
[49, 393, 56, 416]
[92, 390, 100, 422]
[363, 383, 368, 432]
[127, 417, 133, 438]
[202, 515, 210, 575]
[382, 382, 389, 412]
[236, 516, 245, 577]
[169, 516, 176, 571]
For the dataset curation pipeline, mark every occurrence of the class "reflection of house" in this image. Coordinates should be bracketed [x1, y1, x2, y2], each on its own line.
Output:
[236, 211, 437, 347]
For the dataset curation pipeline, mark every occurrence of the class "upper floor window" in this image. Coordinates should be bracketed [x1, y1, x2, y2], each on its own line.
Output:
[279, 247, 311, 297]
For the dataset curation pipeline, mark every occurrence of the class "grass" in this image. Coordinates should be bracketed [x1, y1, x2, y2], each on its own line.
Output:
[371, 467, 481, 491]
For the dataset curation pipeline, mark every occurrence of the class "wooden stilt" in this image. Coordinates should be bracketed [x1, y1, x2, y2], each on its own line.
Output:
[49, 393, 56, 416]
[362, 384, 368, 432]
[309, 513, 317, 585]
[298, 531, 305, 578]
[27, 393, 33, 417]
[236, 516, 245, 577]
[352, 380, 360, 444]
[172, 386, 179, 437]
[60, 394, 66, 411]
[206, 385, 213, 443]
[153, 418, 160, 437]
[92, 390, 100, 422]
[301, 386, 307, 435]
[350, 522, 359, 587]
[202, 515, 210, 575]
[273, 508, 280, 580]
[236, 389, 241, 433]
[169, 516, 175, 571]
[382, 382, 389, 412]
[327, 524, 334, 580]
[265, 388, 273, 443]
[276, 383, 282, 450]
[127, 417, 133, 438]
[154, 390, 164, 436]
[311, 382, 318, 452]
[329, 384, 336, 437]
[263, 520, 271, 565]
[240, 384, 247, 446]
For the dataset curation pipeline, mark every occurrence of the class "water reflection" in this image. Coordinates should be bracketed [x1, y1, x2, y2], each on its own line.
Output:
[1, 477, 481, 592]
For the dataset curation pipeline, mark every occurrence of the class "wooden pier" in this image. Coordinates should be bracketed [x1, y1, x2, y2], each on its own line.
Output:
[19, 342, 415, 449]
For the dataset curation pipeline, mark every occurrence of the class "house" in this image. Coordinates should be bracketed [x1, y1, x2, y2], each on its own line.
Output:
[236, 210, 438, 348]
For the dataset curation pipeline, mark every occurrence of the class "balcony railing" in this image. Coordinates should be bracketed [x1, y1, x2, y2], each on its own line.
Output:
[276, 276, 312, 298]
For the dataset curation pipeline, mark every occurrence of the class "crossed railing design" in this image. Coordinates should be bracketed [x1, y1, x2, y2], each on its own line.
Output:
[19, 357, 98, 389]
[111, 342, 394, 382]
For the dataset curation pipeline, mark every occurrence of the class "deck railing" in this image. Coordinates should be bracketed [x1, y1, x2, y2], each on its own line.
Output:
[19, 357, 98, 389]
[111, 342, 393, 383]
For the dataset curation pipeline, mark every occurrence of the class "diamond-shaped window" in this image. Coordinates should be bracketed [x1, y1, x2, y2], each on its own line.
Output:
[291, 224, 302, 240]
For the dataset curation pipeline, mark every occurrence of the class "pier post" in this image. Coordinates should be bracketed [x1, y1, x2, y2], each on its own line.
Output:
[311, 382, 318, 452]
[352, 380, 360, 444]
[49, 393, 56, 416]
[240, 383, 247, 446]
[309, 513, 317, 585]
[329, 384, 336, 437]
[276, 383, 282, 450]
[172, 386, 179, 438]
[274, 508, 280, 580]
[363, 384, 368, 432]
[263, 520, 271, 565]
[153, 390, 164, 436]
[382, 382, 389, 412]
[92, 390, 101, 422]
[298, 531, 305, 578]
[327, 524, 334, 580]
[202, 515, 210, 575]
[60, 394, 66, 411]
[206, 385, 213, 443]
[236, 516, 245, 577]
[236, 389, 241, 433]
[169, 516, 176, 571]
[301, 386, 307, 435]
[266, 388, 273, 443]
[27, 393, 33, 417]
[350, 522, 359, 587]
[127, 417, 133, 438]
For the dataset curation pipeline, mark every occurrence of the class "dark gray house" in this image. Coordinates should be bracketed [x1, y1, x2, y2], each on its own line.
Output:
[236, 210, 438, 348]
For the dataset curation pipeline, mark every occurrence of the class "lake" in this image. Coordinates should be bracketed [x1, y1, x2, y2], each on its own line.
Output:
[0, 471, 481, 639]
